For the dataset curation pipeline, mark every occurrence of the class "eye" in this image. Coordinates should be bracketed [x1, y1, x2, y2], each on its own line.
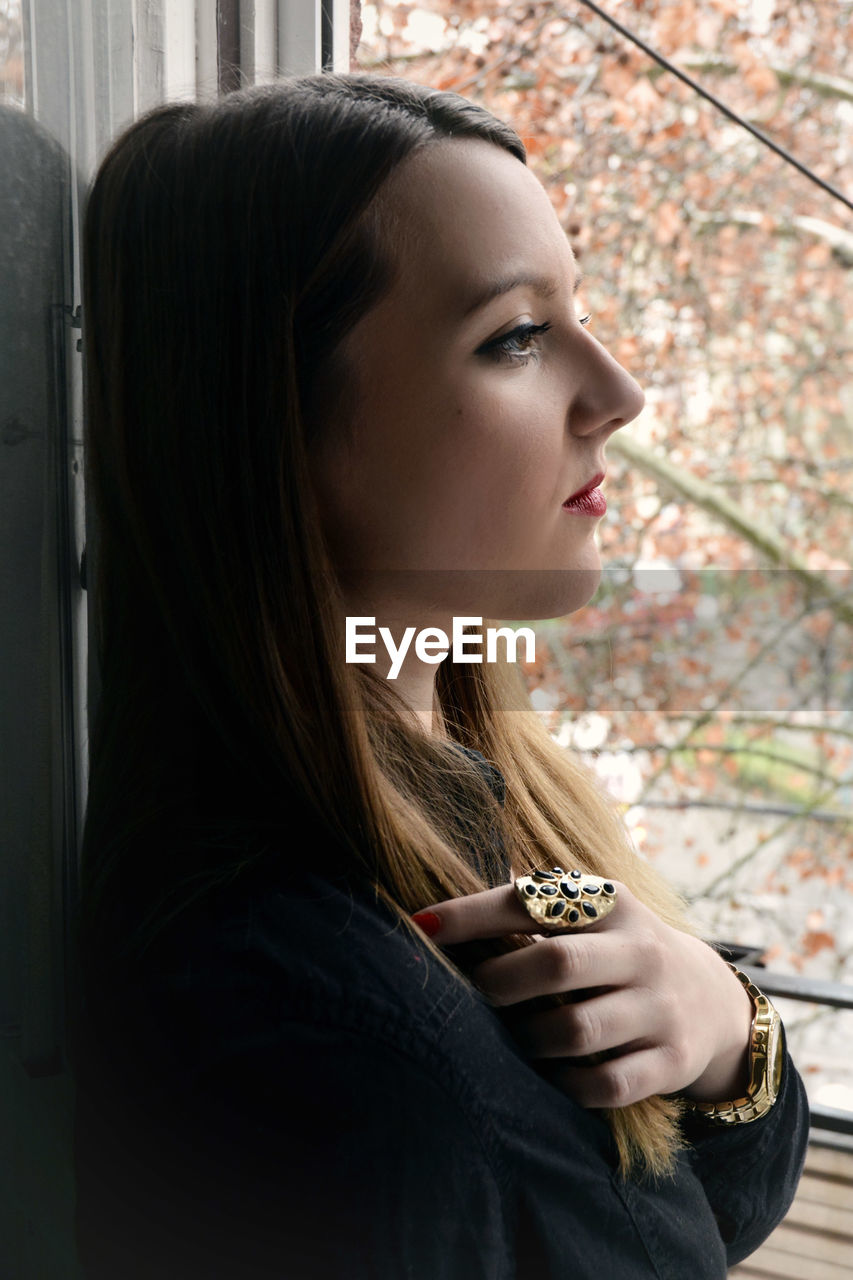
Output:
[579, 313, 591, 327]
[477, 321, 552, 366]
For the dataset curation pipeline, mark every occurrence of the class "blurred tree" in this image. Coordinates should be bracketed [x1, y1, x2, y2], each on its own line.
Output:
[0, 0, 23, 105]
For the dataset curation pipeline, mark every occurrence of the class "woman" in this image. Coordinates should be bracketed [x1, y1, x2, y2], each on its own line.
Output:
[72, 73, 808, 1279]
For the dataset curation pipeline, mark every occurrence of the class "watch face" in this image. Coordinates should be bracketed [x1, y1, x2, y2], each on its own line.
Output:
[768, 1013, 783, 1103]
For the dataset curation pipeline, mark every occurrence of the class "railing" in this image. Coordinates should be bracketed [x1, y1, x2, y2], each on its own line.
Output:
[716, 940, 853, 1148]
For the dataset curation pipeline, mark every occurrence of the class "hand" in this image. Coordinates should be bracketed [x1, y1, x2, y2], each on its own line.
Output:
[412, 879, 755, 1110]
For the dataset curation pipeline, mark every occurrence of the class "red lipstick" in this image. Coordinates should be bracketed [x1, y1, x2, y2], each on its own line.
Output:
[563, 471, 606, 517]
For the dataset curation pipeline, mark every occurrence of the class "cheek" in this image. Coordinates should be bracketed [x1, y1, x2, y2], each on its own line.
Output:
[309, 403, 462, 568]
[312, 361, 569, 572]
[453, 381, 567, 504]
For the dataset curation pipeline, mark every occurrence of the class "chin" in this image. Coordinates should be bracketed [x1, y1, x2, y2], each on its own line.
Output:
[525, 565, 602, 621]
[366, 559, 603, 627]
[465, 564, 602, 624]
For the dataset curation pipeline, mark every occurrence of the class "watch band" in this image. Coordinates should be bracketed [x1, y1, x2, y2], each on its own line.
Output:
[684, 962, 784, 1125]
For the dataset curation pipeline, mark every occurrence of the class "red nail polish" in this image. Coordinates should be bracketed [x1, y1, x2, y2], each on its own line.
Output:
[411, 911, 442, 937]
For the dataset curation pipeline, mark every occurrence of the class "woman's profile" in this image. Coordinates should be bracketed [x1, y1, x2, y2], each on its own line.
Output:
[72, 73, 808, 1279]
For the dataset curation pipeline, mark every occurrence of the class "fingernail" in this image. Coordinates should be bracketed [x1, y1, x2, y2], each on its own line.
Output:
[411, 911, 442, 937]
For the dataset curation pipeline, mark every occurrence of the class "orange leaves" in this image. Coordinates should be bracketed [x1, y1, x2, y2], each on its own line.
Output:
[682, 169, 714, 202]
[390, 3, 414, 34]
[653, 198, 682, 245]
[707, 0, 740, 18]
[519, 131, 547, 159]
[733, 46, 779, 99]
[654, 1, 705, 53]
[742, 63, 778, 97]
[800, 929, 835, 960]
[802, 611, 837, 643]
[608, 334, 641, 366]
[599, 60, 637, 109]
[723, 30, 781, 99]
[659, 119, 686, 142]
[691, 10, 726, 49]
[624, 76, 662, 116]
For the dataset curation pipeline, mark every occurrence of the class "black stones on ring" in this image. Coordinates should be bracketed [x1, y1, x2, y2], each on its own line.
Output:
[513, 870, 618, 930]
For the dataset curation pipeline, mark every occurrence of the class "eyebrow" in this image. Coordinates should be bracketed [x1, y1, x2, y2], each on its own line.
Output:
[462, 269, 584, 317]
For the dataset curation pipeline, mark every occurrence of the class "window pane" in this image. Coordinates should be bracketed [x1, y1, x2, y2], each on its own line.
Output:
[353, 0, 853, 1117]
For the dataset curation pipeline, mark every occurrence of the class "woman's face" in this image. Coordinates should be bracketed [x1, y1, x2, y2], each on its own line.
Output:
[310, 137, 644, 626]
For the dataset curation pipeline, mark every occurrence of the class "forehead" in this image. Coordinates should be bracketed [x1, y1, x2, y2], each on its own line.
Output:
[375, 138, 577, 314]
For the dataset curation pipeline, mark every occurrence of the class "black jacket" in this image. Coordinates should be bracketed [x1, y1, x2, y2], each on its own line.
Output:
[74, 748, 809, 1279]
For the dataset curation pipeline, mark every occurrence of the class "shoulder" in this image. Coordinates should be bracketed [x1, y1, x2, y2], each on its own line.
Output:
[76, 862, 516, 1278]
[143, 856, 478, 1031]
[90, 855, 508, 1123]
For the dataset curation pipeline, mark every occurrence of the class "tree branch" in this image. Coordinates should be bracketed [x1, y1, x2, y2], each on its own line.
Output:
[611, 741, 836, 785]
[639, 797, 851, 823]
[679, 714, 853, 744]
[693, 779, 847, 900]
[684, 203, 853, 266]
[608, 432, 853, 626]
[623, 597, 815, 807]
[649, 54, 853, 106]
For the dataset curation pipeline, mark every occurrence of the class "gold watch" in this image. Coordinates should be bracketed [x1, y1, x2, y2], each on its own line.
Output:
[685, 962, 784, 1125]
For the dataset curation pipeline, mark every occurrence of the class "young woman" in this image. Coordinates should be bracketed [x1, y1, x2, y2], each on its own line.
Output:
[72, 73, 808, 1279]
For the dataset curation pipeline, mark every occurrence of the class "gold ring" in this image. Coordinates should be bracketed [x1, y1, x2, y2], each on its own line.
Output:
[514, 867, 617, 930]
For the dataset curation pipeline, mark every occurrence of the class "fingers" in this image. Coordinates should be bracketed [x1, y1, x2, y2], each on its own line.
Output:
[412, 883, 540, 943]
[504, 988, 664, 1060]
[411, 878, 628, 945]
[471, 931, 637, 1007]
[546, 1044, 685, 1109]
[411, 878, 706, 1109]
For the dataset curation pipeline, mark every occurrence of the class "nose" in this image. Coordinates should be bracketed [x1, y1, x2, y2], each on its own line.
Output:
[567, 331, 645, 439]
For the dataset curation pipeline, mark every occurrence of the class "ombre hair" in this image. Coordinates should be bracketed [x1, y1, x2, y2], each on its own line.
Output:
[77, 72, 696, 1182]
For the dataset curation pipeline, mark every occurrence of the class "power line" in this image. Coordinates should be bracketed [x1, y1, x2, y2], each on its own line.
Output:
[572, 0, 853, 216]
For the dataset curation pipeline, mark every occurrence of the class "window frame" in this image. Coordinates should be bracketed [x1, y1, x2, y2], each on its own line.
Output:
[14, 0, 351, 1074]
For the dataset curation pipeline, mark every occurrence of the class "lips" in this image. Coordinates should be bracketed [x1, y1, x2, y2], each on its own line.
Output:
[562, 469, 607, 517]
[564, 471, 605, 505]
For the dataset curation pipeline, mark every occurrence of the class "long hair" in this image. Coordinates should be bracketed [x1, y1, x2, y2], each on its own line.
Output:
[77, 72, 696, 1182]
